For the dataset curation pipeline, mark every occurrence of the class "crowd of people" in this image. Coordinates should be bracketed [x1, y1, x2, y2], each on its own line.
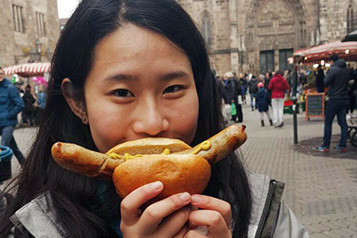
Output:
[216, 58, 356, 132]
[216, 69, 292, 128]
[215, 52, 357, 154]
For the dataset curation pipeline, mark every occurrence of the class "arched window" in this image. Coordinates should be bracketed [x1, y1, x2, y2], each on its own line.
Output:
[201, 13, 211, 46]
[347, 5, 355, 34]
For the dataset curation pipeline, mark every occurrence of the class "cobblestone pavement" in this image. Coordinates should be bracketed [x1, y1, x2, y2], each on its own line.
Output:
[238, 104, 357, 238]
[2, 104, 357, 237]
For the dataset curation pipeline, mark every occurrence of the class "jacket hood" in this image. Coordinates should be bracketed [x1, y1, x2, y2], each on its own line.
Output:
[273, 74, 284, 81]
[333, 59, 346, 68]
[0, 78, 12, 86]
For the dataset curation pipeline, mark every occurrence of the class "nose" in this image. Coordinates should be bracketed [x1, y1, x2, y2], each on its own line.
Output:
[132, 99, 169, 136]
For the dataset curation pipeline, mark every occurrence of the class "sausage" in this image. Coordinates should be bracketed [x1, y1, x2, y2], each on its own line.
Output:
[51, 142, 124, 178]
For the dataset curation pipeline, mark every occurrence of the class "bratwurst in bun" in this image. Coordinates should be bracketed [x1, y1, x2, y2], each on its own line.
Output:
[51, 125, 247, 199]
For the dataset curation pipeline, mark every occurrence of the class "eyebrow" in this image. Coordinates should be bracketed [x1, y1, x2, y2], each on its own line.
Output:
[104, 71, 190, 83]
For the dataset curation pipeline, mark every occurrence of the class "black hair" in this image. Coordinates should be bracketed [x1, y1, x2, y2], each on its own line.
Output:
[274, 70, 284, 76]
[0, 0, 251, 237]
[329, 54, 339, 62]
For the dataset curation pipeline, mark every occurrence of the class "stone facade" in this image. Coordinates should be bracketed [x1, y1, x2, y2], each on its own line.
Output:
[179, 0, 357, 76]
[0, 0, 59, 67]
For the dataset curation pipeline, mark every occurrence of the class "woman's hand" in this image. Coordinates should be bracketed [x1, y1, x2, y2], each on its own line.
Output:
[120, 181, 192, 238]
[184, 195, 232, 238]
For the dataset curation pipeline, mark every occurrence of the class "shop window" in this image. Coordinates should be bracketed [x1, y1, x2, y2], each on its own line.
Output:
[36, 12, 46, 37]
[260, 50, 274, 74]
[201, 13, 211, 46]
[279, 49, 293, 71]
[12, 4, 25, 33]
[347, 5, 357, 34]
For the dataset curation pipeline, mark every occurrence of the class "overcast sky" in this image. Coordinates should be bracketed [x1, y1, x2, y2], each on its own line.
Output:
[57, 0, 80, 19]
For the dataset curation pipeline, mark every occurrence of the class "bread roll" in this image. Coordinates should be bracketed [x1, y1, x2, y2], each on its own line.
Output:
[112, 154, 211, 199]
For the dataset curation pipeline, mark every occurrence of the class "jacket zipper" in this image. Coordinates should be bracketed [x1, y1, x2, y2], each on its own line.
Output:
[255, 180, 276, 238]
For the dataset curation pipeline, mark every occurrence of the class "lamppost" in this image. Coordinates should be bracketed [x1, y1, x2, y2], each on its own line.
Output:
[28, 39, 53, 63]
[29, 40, 42, 63]
[292, 55, 302, 145]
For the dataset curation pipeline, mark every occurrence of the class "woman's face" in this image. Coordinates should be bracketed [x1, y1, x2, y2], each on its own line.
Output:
[84, 24, 199, 153]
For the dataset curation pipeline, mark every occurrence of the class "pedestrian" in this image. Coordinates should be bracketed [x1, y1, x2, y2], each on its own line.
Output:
[248, 75, 258, 111]
[0, 67, 25, 166]
[317, 54, 351, 152]
[347, 66, 356, 119]
[0, 1, 309, 237]
[36, 90, 46, 110]
[256, 82, 273, 127]
[239, 73, 247, 104]
[314, 65, 325, 93]
[22, 85, 36, 127]
[216, 75, 230, 125]
[269, 70, 290, 127]
[264, 71, 273, 105]
[224, 72, 243, 122]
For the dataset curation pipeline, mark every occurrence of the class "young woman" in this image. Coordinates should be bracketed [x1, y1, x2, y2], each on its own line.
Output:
[0, 1, 308, 237]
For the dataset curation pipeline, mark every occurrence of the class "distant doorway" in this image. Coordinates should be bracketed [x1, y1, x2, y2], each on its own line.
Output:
[260, 50, 274, 74]
[279, 49, 293, 71]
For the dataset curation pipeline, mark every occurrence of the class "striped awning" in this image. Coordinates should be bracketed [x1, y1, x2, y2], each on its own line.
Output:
[4, 65, 20, 76]
[294, 41, 357, 63]
[4, 62, 51, 77]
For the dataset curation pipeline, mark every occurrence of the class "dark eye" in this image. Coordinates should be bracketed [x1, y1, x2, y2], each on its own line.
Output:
[113, 89, 134, 97]
[164, 85, 183, 94]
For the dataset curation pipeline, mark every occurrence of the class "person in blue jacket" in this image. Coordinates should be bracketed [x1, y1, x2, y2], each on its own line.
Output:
[256, 82, 273, 127]
[0, 67, 25, 165]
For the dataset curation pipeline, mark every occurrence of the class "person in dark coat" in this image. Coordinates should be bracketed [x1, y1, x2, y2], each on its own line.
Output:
[264, 72, 273, 105]
[22, 85, 36, 126]
[248, 75, 258, 111]
[224, 72, 243, 122]
[314, 65, 325, 93]
[256, 83, 273, 127]
[240, 73, 248, 104]
[317, 54, 351, 152]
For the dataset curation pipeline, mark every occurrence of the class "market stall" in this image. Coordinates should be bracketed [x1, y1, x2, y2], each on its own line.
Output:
[294, 41, 357, 63]
[293, 41, 357, 121]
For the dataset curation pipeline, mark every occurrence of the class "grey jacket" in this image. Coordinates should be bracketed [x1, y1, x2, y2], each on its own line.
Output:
[7, 174, 309, 238]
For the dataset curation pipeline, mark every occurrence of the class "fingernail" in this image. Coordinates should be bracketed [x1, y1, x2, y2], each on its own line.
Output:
[180, 192, 191, 202]
[150, 181, 163, 190]
[191, 195, 200, 204]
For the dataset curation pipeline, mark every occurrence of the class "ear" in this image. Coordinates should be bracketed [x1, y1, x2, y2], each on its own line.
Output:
[61, 78, 89, 125]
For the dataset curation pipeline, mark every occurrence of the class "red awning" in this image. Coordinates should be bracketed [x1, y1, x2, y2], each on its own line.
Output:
[4, 62, 51, 77]
[294, 41, 357, 62]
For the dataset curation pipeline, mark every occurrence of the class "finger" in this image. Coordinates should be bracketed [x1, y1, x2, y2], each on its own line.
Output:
[188, 210, 231, 238]
[191, 194, 231, 226]
[172, 222, 189, 238]
[139, 192, 191, 234]
[184, 230, 207, 238]
[159, 207, 191, 237]
[120, 181, 164, 226]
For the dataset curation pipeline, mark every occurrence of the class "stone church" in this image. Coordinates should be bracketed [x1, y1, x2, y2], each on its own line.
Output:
[179, 0, 357, 76]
